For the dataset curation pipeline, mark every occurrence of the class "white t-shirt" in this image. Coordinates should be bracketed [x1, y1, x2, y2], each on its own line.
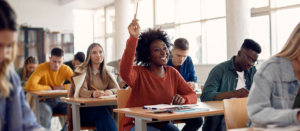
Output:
[236, 71, 246, 90]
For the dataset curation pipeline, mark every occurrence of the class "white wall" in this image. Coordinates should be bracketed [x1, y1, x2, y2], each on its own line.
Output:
[8, 0, 74, 32]
[194, 64, 216, 85]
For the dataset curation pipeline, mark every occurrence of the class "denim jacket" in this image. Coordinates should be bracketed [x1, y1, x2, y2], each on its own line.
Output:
[247, 56, 300, 127]
[0, 69, 43, 131]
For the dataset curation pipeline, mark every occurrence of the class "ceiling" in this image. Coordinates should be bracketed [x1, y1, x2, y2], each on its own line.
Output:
[60, 0, 114, 9]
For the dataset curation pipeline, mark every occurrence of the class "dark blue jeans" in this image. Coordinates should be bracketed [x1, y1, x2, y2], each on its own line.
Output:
[80, 106, 118, 131]
[39, 98, 67, 129]
[181, 117, 203, 131]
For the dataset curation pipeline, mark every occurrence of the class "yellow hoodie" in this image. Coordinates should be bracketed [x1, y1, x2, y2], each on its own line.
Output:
[26, 62, 73, 91]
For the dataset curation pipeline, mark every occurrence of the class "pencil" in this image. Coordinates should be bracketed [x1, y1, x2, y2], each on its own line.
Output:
[91, 85, 99, 91]
[135, 2, 139, 17]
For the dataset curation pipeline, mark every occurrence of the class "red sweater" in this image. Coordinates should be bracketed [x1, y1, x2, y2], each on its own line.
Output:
[120, 35, 197, 131]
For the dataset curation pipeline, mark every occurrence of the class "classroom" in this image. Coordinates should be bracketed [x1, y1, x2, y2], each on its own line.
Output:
[1, 0, 300, 131]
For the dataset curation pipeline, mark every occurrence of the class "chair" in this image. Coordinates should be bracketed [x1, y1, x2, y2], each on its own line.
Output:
[200, 85, 204, 92]
[223, 97, 248, 130]
[66, 83, 96, 130]
[117, 89, 132, 131]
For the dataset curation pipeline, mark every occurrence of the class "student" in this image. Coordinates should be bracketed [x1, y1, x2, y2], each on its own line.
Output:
[16, 56, 38, 86]
[64, 51, 85, 70]
[120, 15, 197, 131]
[26, 48, 73, 129]
[0, 1, 44, 130]
[64, 52, 85, 84]
[200, 39, 261, 131]
[67, 43, 119, 131]
[107, 59, 128, 88]
[247, 23, 300, 127]
[166, 38, 203, 131]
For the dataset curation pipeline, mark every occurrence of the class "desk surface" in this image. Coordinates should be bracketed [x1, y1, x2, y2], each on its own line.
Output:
[196, 92, 202, 96]
[29, 91, 67, 96]
[60, 97, 117, 104]
[114, 101, 223, 121]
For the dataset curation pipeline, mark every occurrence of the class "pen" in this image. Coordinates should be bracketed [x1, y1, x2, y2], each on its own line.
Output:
[91, 85, 99, 91]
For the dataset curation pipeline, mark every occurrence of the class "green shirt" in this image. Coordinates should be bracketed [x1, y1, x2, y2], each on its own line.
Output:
[16, 67, 31, 86]
[201, 56, 257, 131]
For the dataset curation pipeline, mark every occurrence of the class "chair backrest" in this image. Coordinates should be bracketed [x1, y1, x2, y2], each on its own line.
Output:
[223, 97, 248, 130]
[66, 84, 72, 97]
[117, 89, 132, 131]
[200, 85, 204, 92]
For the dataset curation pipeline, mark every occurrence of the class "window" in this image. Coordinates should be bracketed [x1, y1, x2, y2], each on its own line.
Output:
[251, 0, 268, 8]
[136, 0, 154, 29]
[163, 28, 176, 43]
[179, 23, 201, 64]
[73, 10, 94, 55]
[106, 6, 115, 34]
[205, 0, 226, 19]
[106, 37, 114, 63]
[276, 7, 300, 51]
[206, 18, 227, 64]
[155, 0, 175, 25]
[94, 8, 105, 37]
[250, 15, 270, 60]
[178, 0, 201, 23]
[275, 0, 300, 8]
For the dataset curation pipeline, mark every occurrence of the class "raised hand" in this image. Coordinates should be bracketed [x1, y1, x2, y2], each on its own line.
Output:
[128, 14, 140, 38]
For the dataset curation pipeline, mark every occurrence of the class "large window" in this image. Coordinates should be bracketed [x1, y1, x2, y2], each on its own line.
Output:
[251, 0, 300, 61]
[156, 0, 227, 64]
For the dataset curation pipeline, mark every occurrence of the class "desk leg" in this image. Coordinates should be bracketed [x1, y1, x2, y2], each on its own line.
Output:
[72, 104, 81, 131]
[33, 95, 40, 124]
[135, 118, 147, 131]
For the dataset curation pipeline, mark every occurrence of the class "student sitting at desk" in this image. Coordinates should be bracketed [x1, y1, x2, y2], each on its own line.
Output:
[67, 43, 119, 131]
[0, 1, 44, 130]
[16, 56, 38, 86]
[166, 38, 203, 131]
[120, 15, 197, 131]
[247, 23, 300, 127]
[26, 48, 73, 129]
[200, 39, 262, 131]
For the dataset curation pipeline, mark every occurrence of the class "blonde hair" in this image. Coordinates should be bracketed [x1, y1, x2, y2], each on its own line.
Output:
[22, 56, 38, 81]
[0, 0, 17, 97]
[0, 42, 17, 97]
[78, 43, 109, 84]
[275, 22, 300, 59]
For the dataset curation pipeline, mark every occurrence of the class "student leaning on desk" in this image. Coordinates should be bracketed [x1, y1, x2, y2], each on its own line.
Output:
[201, 39, 262, 131]
[247, 22, 300, 127]
[119, 14, 197, 131]
[67, 43, 119, 131]
[0, 1, 45, 130]
[26, 48, 73, 129]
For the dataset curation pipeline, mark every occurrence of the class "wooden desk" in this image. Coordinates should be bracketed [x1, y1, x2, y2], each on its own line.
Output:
[196, 92, 202, 98]
[114, 101, 223, 131]
[29, 91, 67, 124]
[60, 97, 117, 131]
[229, 128, 257, 131]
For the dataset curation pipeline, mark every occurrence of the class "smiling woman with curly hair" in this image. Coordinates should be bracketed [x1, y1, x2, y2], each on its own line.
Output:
[134, 28, 173, 66]
[119, 15, 197, 131]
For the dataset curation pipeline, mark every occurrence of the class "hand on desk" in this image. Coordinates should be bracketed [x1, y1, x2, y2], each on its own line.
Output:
[93, 90, 105, 98]
[51, 85, 64, 90]
[104, 90, 113, 96]
[171, 94, 185, 105]
[232, 88, 249, 98]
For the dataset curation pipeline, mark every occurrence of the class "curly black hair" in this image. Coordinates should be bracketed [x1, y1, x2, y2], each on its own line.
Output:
[135, 28, 173, 66]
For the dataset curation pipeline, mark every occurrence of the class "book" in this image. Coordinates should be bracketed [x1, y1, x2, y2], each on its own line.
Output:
[98, 95, 116, 99]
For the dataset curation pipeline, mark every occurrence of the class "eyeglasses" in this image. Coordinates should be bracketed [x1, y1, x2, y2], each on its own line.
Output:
[241, 52, 258, 66]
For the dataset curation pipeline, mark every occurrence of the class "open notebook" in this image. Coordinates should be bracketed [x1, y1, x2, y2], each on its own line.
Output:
[41, 90, 67, 93]
[98, 94, 116, 99]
